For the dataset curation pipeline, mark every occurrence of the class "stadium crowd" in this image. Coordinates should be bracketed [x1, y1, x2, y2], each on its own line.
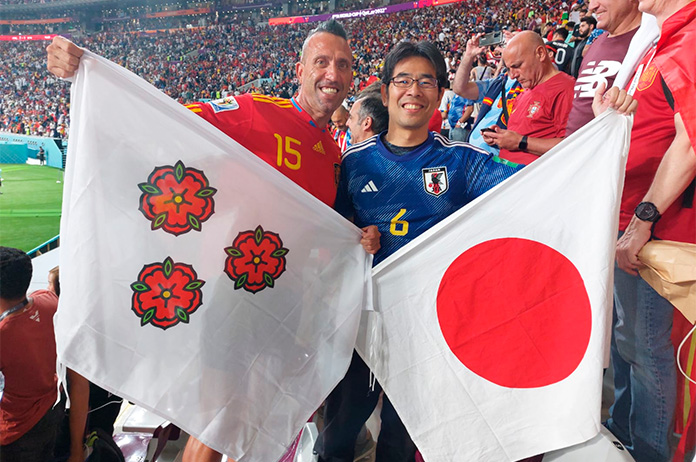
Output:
[2, 0, 571, 139]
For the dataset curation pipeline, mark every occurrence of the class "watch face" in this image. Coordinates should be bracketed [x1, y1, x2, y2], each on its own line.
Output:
[635, 202, 660, 222]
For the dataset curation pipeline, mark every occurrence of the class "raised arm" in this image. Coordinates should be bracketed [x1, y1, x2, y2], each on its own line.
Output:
[452, 35, 485, 100]
[46, 36, 84, 79]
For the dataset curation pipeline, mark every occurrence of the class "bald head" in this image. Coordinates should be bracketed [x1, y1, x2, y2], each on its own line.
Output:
[331, 105, 349, 131]
[505, 31, 546, 59]
[503, 31, 557, 89]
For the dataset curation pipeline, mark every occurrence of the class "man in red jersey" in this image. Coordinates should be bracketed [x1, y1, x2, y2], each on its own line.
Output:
[609, 0, 696, 460]
[0, 247, 89, 462]
[482, 31, 576, 165]
[47, 20, 380, 462]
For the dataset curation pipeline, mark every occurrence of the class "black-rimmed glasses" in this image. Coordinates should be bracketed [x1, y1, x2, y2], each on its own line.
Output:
[389, 76, 438, 89]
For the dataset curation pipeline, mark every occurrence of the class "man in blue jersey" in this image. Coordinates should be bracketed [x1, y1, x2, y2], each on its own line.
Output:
[315, 41, 524, 462]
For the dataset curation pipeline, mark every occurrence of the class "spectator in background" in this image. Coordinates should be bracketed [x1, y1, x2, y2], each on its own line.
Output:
[448, 94, 475, 141]
[482, 31, 575, 165]
[470, 54, 493, 81]
[563, 21, 577, 44]
[438, 80, 455, 137]
[569, 16, 597, 77]
[453, 35, 524, 155]
[332, 105, 350, 152]
[547, 28, 573, 74]
[346, 92, 389, 145]
[0, 247, 63, 461]
[0, 248, 87, 462]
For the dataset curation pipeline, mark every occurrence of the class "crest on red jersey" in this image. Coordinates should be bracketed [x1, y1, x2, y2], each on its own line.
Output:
[527, 101, 541, 118]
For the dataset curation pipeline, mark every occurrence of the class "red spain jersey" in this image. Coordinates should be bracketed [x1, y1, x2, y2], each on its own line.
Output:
[186, 94, 341, 207]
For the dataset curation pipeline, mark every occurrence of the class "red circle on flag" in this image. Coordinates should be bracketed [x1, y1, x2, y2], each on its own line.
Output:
[437, 238, 592, 388]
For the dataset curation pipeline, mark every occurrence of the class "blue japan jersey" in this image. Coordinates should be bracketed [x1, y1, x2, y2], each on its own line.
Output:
[335, 132, 523, 265]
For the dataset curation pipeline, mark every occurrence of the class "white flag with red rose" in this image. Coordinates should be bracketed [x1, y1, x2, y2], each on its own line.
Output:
[359, 109, 632, 462]
[54, 51, 371, 462]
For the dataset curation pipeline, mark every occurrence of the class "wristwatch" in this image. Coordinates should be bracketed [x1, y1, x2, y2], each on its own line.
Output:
[634, 202, 661, 223]
[518, 135, 528, 151]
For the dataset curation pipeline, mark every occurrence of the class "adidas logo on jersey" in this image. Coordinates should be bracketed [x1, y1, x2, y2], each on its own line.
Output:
[361, 181, 379, 193]
[313, 141, 325, 155]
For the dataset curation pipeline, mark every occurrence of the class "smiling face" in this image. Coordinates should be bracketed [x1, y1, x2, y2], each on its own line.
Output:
[295, 32, 353, 127]
[588, 0, 639, 35]
[381, 56, 444, 143]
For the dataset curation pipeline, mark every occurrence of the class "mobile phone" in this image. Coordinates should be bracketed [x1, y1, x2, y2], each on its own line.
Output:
[479, 31, 503, 47]
[480, 127, 496, 133]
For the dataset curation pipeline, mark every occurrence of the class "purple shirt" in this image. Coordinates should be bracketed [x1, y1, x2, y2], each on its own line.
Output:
[565, 28, 638, 136]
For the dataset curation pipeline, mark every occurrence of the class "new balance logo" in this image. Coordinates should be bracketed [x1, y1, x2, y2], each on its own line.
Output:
[361, 181, 379, 193]
[313, 141, 325, 155]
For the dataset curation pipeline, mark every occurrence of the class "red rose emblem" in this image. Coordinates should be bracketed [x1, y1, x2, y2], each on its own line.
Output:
[138, 160, 217, 236]
[224, 226, 289, 294]
[131, 257, 205, 329]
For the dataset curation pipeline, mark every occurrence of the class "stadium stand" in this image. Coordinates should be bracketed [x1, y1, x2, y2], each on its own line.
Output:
[0, 0, 570, 140]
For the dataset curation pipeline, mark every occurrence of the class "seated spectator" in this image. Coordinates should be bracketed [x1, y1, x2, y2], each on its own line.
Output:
[482, 31, 575, 165]
[0, 247, 64, 461]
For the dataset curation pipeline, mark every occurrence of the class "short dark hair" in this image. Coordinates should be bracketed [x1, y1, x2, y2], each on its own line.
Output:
[0, 247, 32, 300]
[565, 21, 576, 29]
[355, 94, 389, 134]
[302, 19, 349, 58]
[581, 16, 597, 28]
[381, 41, 447, 89]
[554, 27, 569, 40]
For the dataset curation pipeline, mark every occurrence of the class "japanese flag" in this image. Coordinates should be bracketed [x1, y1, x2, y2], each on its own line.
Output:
[55, 52, 371, 462]
[360, 110, 632, 461]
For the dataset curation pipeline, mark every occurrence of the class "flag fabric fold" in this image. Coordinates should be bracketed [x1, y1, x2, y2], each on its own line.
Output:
[359, 110, 632, 462]
[55, 51, 371, 462]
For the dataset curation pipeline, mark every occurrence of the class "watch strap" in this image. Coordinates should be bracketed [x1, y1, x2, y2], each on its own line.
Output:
[518, 135, 528, 151]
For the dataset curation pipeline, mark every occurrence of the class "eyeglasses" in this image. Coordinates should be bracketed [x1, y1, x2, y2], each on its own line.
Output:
[389, 76, 439, 89]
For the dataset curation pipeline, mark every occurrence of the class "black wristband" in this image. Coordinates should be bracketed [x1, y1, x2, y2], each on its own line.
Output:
[518, 135, 528, 151]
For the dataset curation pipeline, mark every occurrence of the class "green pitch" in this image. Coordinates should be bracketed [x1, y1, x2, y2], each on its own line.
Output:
[0, 164, 64, 252]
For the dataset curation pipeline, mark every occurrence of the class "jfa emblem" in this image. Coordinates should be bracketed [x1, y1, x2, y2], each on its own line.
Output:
[527, 101, 541, 118]
[423, 167, 448, 197]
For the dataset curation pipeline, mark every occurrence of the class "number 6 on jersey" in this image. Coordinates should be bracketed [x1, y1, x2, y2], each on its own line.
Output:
[390, 209, 409, 236]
